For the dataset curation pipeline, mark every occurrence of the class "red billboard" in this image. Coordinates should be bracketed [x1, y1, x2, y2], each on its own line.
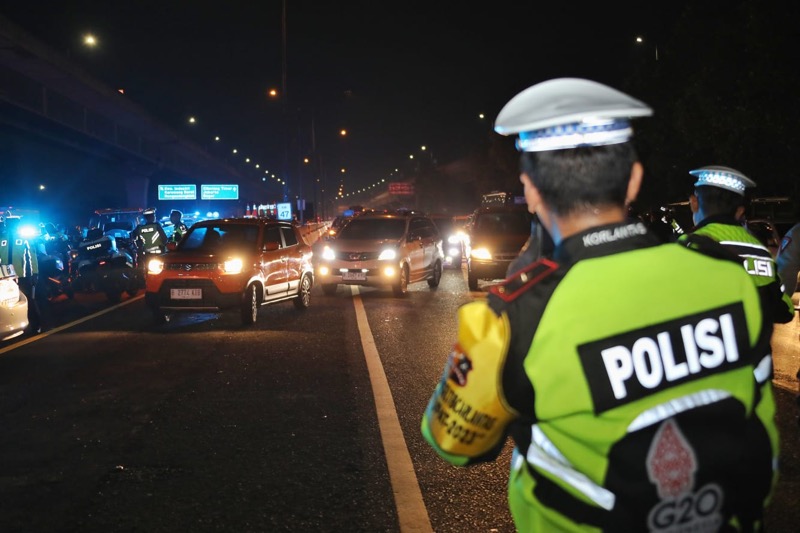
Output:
[389, 182, 414, 195]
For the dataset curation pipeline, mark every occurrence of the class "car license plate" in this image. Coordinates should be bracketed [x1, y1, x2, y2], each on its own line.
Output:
[342, 271, 366, 281]
[171, 288, 202, 299]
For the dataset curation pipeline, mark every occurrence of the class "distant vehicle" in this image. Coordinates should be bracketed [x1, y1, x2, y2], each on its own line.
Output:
[89, 208, 144, 238]
[747, 197, 796, 238]
[316, 211, 444, 296]
[324, 215, 351, 240]
[429, 214, 469, 269]
[745, 218, 782, 257]
[465, 204, 532, 290]
[481, 191, 510, 206]
[144, 217, 314, 326]
[481, 191, 525, 207]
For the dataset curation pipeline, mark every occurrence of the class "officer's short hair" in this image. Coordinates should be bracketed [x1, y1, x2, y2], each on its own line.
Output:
[694, 186, 744, 217]
[520, 143, 638, 216]
[170, 209, 183, 218]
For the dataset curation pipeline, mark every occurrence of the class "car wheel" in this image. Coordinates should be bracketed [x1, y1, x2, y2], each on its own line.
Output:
[241, 284, 258, 325]
[293, 274, 312, 309]
[468, 269, 479, 291]
[393, 264, 409, 297]
[427, 260, 442, 288]
[322, 283, 338, 296]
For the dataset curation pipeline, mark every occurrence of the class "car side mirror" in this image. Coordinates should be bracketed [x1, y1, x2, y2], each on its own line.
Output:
[166, 242, 177, 252]
[263, 241, 280, 251]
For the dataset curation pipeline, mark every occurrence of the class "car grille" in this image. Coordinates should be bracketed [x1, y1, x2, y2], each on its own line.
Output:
[337, 251, 380, 262]
[166, 263, 218, 271]
[493, 252, 520, 261]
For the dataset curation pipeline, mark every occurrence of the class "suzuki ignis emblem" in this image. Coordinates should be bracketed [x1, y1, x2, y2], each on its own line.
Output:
[183, 264, 193, 271]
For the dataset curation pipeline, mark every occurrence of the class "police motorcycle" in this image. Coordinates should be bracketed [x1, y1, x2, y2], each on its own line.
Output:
[37, 224, 74, 301]
[67, 227, 138, 302]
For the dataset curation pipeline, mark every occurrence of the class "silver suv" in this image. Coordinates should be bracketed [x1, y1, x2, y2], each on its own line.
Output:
[317, 212, 444, 296]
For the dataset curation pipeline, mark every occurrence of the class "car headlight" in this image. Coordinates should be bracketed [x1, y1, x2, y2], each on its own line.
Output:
[321, 245, 336, 261]
[447, 234, 461, 244]
[147, 258, 164, 275]
[378, 248, 397, 261]
[223, 258, 244, 274]
[470, 247, 492, 260]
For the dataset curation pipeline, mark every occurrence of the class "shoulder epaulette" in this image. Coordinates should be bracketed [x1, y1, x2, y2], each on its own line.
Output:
[489, 258, 559, 303]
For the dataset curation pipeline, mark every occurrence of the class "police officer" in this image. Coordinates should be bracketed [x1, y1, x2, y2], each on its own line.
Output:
[168, 209, 188, 244]
[680, 166, 794, 325]
[0, 214, 41, 334]
[131, 207, 168, 259]
[421, 78, 778, 531]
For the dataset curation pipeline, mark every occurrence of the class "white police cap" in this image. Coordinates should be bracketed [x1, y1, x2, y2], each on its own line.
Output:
[494, 78, 653, 152]
[689, 165, 756, 196]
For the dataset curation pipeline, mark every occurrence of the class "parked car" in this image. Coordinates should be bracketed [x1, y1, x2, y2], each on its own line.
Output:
[745, 218, 782, 257]
[0, 264, 29, 342]
[144, 218, 314, 326]
[429, 214, 470, 269]
[465, 205, 532, 290]
[316, 211, 444, 296]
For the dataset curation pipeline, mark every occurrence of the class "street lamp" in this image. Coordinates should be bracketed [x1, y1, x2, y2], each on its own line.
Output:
[635, 35, 658, 61]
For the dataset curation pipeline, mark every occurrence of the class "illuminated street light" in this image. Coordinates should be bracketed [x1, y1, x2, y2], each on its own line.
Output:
[268, 88, 279, 99]
[188, 116, 197, 124]
[340, 129, 347, 137]
[635, 35, 659, 61]
[83, 34, 98, 47]
[39, 184, 45, 190]
[232, 148, 238, 154]
[214, 136, 220, 141]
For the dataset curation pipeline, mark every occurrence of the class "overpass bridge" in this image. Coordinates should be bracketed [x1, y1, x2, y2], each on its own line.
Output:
[0, 14, 282, 225]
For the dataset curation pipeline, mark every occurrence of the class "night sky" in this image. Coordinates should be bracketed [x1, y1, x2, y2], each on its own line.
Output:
[1, 1, 691, 192]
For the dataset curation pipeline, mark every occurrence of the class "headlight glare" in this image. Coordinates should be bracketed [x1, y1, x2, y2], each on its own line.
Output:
[223, 258, 244, 274]
[378, 249, 397, 260]
[321, 246, 336, 261]
[471, 248, 492, 260]
[147, 258, 164, 275]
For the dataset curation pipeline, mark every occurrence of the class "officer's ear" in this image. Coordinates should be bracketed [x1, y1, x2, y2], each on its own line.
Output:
[626, 162, 643, 206]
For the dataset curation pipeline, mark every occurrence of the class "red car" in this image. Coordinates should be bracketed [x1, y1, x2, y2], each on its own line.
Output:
[144, 218, 314, 326]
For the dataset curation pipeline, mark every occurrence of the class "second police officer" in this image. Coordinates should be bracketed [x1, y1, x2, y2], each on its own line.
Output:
[131, 207, 168, 264]
[421, 78, 779, 531]
[168, 209, 188, 244]
[680, 166, 794, 326]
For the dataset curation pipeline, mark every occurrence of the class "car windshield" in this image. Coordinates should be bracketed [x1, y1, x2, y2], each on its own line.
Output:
[474, 211, 531, 235]
[338, 218, 406, 240]
[432, 218, 457, 235]
[181, 224, 259, 251]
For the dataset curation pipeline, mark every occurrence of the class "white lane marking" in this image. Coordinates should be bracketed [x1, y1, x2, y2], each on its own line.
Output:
[0, 295, 143, 355]
[350, 285, 433, 532]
